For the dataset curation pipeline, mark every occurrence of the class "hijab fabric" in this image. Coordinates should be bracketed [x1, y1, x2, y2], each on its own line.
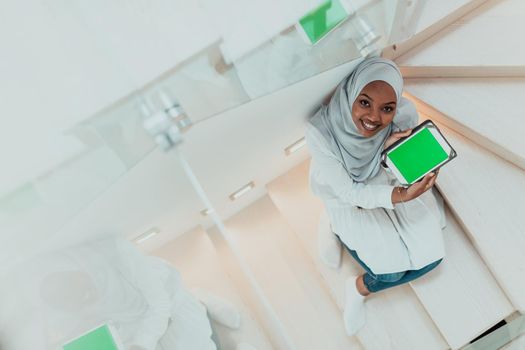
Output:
[309, 57, 418, 182]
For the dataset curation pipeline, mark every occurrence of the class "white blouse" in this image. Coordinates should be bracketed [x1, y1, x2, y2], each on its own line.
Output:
[306, 124, 446, 274]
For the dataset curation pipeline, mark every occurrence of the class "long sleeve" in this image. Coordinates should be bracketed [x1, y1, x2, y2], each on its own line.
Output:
[129, 261, 172, 350]
[116, 240, 172, 350]
[306, 124, 395, 210]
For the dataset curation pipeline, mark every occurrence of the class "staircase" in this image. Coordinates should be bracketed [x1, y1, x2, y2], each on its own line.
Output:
[151, 0, 525, 349]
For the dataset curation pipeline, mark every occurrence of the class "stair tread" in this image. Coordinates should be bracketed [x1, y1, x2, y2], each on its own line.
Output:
[267, 161, 449, 350]
[220, 196, 362, 350]
[404, 78, 525, 169]
[429, 121, 525, 312]
[396, 0, 525, 66]
[409, 205, 513, 349]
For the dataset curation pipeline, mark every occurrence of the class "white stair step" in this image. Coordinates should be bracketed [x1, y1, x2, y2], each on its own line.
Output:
[383, 0, 490, 61]
[409, 205, 513, 349]
[413, 0, 486, 35]
[425, 121, 525, 313]
[267, 161, 449, 350]
[210, 195, 361, 350]
[395, 0, 525, 67]
[404, 78, 525, 170]
[152, 227, 274, 350]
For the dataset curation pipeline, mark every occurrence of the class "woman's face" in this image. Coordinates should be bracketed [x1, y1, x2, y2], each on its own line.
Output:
[40, 270, 99, 313]
[351, 80, 397, 137]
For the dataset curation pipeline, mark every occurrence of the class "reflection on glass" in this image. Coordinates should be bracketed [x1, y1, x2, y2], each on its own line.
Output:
[76, 96, 155, 169]
[0, 1, 431, 348]
[161, 43, 251, 123]
[0, 237, 221, 350]
[169, 0, 393, 116]
[0, 97, 156, 272]
[298, 0, 350, 45]
[461, 315, 525, 350]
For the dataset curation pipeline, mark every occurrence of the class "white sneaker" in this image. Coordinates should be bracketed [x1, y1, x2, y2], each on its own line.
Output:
[343, 275, 366, 336]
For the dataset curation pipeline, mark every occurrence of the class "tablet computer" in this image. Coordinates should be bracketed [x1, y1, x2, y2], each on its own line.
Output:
[380, 120, 457, 186]
[62, 323, 125, 350]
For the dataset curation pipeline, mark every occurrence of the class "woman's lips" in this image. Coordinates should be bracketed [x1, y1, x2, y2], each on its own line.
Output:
[361, 119, 380, 131]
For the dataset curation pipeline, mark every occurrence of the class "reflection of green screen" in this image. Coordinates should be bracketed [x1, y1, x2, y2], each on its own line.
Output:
[388, 128, 448, 184]
[299, 0, 348, 44]
[63, 325, 118, 350]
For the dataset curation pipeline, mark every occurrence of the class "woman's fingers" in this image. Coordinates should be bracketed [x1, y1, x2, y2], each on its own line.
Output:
[424, 172, 437, 191]
[402, 168, 440, 202]
[428, 171, 439, 187]
[415, 173, 434, 192]
[401, 129, 412, 135]
[426, 179, 435, 190]
[392, 129, 412, 138]
[384, 129, 413, 149]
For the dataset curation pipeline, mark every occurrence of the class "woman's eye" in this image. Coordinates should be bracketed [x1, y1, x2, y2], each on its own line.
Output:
[383, 106, 394, 113]
[360, 99, 370, 107]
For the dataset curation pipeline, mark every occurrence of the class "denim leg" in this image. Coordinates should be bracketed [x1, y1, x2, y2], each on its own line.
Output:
[364, 259, 443, 293]
[341, 238, 443, 293]
[344, 244, 377, 278]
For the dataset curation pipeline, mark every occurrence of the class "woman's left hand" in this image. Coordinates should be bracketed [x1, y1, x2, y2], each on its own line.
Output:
[384, 129, 412, 150]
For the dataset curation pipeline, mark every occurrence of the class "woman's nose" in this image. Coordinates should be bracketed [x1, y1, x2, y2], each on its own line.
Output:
[369, 109, 381, 122]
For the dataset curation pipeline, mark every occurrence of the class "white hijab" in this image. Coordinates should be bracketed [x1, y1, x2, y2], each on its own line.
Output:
[309, 57, 418, 182]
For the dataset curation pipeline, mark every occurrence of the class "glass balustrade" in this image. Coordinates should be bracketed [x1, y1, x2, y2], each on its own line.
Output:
[0, 1, 432, 349]
[461, 314, 525, 350]
[0, 95, 156, 273]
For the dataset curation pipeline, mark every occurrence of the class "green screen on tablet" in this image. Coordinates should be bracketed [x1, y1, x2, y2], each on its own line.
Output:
[63, 325, 119, 350]
[298, 0, 348, 44]
[387, 128, 449, 184]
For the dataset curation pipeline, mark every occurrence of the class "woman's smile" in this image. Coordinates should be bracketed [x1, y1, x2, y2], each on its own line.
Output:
[361, 119, 380, 131]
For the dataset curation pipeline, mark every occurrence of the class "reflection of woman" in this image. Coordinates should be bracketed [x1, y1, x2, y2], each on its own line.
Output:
[0, 238, 216, 350]
[306, 57, 446, 335]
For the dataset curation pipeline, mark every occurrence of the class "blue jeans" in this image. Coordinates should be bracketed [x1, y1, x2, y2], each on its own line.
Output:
[344, 245, 442, 293]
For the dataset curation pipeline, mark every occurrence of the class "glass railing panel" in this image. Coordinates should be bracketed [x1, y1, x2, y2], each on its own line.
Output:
[134, 0, 417, 124]
[232, 0, 399, 100]
[0, 96, 156, 273]
[158, 43, 251, 123]
[461, 314, 525, 350]
[0, 2, 431, 348]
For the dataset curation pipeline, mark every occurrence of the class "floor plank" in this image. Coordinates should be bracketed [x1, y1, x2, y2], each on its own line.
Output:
[427, 122, 525, 313]
[410, 205, 514, 349]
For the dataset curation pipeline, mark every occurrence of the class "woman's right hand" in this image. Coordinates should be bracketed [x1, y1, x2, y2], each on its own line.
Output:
[384, 129, 412, 150]
[392, 171, 438, 204]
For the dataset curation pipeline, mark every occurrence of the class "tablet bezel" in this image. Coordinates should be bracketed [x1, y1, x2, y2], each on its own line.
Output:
[381, 119, 457, 186]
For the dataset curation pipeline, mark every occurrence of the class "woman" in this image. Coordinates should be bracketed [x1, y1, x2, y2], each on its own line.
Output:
[306, 57, 446, 335]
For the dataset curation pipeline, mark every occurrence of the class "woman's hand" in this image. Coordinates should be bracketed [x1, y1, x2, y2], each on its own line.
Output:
[384, 129, 412, 150]
[392, 171, 439, 204]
